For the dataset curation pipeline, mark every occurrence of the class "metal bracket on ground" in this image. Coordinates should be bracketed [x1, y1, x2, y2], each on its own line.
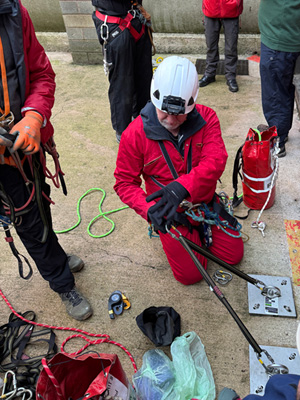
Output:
[249, 344, 300, 396]
[247, 275, 296, 318]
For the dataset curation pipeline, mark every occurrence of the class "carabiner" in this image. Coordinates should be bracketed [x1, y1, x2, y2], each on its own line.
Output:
[128, 7, 136, 18]
[254, 279, 267, 292]
[166, 225, 181, 240]
[256, 348, 288, 376]
[16, 388, 33, 400]
[213, 269, 232, 285]
[100, 15, 109, 42]
[0, 111, 15, 131]
[1, 370, 17, 400]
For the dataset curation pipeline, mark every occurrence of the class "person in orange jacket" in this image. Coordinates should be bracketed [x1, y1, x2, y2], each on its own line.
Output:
[0, 0, 92, 321]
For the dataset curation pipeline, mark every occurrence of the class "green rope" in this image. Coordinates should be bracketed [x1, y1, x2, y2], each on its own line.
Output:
[54, 188, 129, 238]
[253, 128, 262, 141]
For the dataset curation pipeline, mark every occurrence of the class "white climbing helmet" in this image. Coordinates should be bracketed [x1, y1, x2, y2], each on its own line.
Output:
[150, 56, 199, 115]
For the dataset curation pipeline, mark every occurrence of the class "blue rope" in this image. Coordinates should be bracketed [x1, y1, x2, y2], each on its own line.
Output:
[185, 203, 242, 238]
[148, 224, 160, 238]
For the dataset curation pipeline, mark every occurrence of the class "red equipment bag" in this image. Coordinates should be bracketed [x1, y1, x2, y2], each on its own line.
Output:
[232, 126, 278, 210]
[36, 352, 135, 400]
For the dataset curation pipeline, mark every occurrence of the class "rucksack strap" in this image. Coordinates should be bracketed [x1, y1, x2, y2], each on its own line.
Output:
[232, 144, 243, 208]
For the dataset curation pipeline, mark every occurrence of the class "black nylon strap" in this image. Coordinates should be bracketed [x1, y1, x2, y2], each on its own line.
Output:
[158, 141, 179, 179]
[150, 141, 192, 188]
[4, 225, 33, 280]
[213, 201, 238, 229]
[150, 175, 164, 188]
[32, 154, 49, 244]
[187, 139, 193, 174]
[0, 311, 57, 373]
[232, 144, 244, 208]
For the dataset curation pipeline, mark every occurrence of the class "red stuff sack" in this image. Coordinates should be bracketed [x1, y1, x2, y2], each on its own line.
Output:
[232, 126, 278, 210]
[36, 352, 135, 400]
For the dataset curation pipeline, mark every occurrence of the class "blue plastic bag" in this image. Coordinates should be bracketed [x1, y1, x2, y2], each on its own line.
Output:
[133, 332, 215, 400]
[133, 349, 176, 400]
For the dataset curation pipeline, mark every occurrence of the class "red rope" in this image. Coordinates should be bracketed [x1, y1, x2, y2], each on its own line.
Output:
[0, 287, 137, 373]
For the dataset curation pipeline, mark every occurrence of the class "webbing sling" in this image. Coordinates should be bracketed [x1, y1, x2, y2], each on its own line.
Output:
[95, 10, 145, 42]
[0, 311, 57, 372]
[0, 311, 57, 394]
[4, 225, 33, 279]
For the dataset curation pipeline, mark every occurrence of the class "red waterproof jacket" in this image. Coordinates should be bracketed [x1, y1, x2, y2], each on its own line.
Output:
[202, 0, 243, 18]
[114, 103, 228, 221]
[20, 1, 56, 144]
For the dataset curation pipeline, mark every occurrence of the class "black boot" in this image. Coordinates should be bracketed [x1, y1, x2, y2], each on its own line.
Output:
[199, 75, 216, 87]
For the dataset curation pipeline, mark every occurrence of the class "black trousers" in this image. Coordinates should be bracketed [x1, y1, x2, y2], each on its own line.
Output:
[93, 12, 153, 134]
[204, 16, 239, 80]
[260, 42, 300, 145]
[0, 157, 74, 293]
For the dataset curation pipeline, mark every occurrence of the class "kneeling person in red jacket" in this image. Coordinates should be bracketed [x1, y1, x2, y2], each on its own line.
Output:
[114, 56, 243, 285]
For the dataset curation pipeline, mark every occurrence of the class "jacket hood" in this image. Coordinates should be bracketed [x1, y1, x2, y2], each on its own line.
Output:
[141, 101, 206, 146]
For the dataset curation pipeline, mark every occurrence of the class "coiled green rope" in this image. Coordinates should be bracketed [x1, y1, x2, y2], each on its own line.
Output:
[55, 188, 128, 238]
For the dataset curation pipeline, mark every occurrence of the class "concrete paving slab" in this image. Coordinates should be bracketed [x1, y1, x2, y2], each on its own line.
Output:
[1, 53, 300, 398]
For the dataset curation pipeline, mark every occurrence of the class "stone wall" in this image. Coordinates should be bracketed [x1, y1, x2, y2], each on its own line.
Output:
[57, 0, 262, 65]
[59, 0, 100, 64]
[21, 0, 262, 65]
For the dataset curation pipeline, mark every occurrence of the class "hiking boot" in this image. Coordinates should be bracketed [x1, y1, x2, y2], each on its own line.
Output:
[278, 144, 286, 158]
[67, 254, 84, 273]
[199, 75, 216, 87]
[59, 287, 93, 321]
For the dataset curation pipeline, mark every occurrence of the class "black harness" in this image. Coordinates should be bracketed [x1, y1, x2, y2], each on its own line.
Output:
[150, 139, 239, 244]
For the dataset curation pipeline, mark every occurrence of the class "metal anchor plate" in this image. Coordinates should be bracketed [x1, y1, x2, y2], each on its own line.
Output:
[249, 345, 300, 396]
[247, 275, 296, 317]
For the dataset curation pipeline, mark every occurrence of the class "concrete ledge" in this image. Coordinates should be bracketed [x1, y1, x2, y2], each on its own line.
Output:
[36, 32, 70, 52]
[195, 57, 249, 76]
[153, 33, 261, 56]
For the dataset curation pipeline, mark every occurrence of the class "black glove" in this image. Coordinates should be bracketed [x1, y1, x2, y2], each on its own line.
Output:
[147, 210, 192, 235]
[147, 212, 168, 233]
[146, 181, 189, 233]
[172, 212, 193, 233]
